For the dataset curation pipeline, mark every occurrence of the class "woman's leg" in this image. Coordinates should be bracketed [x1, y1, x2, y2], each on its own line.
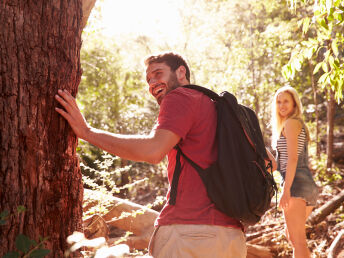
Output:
[283, 197, 310, 258]
[306, 206, 313, 219]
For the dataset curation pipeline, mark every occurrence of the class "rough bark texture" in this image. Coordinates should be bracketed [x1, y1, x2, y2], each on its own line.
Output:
[0, 1, 84, 256]
[81, 0, 96, 29]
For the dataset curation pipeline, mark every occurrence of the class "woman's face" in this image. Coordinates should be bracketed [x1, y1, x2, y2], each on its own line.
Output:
[276, 91, 295, 119]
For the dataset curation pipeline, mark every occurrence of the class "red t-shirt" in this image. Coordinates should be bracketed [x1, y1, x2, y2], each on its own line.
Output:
[153, 87, 242, 229]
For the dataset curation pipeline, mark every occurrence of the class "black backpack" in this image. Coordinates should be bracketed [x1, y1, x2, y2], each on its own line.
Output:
[169, 85, 277, 225]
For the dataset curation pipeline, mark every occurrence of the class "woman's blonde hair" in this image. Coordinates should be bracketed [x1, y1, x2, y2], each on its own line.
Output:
[271, 86, 309, 149]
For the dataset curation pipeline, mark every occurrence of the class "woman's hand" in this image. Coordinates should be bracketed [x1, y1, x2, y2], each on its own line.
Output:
[279, 189, 291, 210]
[55, 89, 90, 140]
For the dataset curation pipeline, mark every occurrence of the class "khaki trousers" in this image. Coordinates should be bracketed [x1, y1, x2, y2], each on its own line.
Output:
[149, 224, 246, 258]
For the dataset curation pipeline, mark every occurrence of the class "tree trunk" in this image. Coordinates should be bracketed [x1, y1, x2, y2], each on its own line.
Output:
[326, 89, 335, 169]
[0, 1, 86, 256]
[309, 60, 320, 158]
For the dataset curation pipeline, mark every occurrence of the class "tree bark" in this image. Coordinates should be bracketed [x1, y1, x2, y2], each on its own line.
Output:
[81, 0, 96, 29]
[0, 1, 87, 256]
[326, 88, 335, 168]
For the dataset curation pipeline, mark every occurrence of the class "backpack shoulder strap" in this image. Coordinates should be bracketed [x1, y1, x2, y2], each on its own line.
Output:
[182, 85, 220, 101]
[169, 145, 202, 205]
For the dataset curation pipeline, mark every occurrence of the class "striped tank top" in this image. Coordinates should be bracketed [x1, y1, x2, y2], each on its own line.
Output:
[276, 127, 307, 174]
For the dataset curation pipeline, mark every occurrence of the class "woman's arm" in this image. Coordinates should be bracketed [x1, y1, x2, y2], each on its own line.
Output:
[265, 148, 277, 172]
[279, 119, 302, 209]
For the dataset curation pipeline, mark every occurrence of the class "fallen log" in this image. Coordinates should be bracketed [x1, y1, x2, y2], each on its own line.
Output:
[83, 189, 277, 253]
[247, 244, 273, 258]
[83, 189, 158, 250]
[248, 231, 281, 245]
[84, 215, 109, 240]
[307, 190, 344, 225]
[327, 230, 344, 258]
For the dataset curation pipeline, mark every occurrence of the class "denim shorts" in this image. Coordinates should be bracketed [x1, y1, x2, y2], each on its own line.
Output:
[280, 168, 319, 206]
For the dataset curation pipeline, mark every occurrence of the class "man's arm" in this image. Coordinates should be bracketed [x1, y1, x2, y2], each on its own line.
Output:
[55, 89, 180, 164]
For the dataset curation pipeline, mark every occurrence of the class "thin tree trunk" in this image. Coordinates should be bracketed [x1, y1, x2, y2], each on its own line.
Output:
[0, 1, 86, 256]
[249, 16, 259, 115]
[309, 60, 320, 158]
[326, 89, 335, 168]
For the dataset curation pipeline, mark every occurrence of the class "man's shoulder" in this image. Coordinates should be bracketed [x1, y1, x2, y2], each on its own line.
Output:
[168, 86, 211, 102]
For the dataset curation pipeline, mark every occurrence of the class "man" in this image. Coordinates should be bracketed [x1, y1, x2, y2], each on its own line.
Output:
[55, 52, 246, 257]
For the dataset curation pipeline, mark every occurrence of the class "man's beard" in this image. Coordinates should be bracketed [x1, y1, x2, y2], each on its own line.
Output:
[166, 72, 181, 93]
[156, 72, 182, 105]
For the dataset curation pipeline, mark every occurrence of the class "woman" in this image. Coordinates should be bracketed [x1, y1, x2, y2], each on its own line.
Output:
[271, 86, 318, 258]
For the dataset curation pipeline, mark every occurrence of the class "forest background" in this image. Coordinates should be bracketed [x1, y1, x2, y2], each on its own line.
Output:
[1, 0, 343, 257]
[76, 0, 344, 256]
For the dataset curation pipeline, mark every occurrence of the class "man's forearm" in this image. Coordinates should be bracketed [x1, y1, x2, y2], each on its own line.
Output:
[83, 127, 161, 163]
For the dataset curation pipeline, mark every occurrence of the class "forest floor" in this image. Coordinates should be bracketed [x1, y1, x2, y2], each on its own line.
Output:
[245, 175, 344, 258]
[80, 165, 344, 258]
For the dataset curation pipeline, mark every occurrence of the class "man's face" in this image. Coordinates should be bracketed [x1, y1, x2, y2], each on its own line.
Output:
[146, 62, 181, 105]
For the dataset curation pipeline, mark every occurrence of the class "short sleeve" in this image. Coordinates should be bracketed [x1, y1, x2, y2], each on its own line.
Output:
[155, 88, 196, 140]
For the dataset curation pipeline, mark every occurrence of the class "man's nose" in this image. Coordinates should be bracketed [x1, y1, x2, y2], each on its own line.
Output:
[148, 76, 157, 84]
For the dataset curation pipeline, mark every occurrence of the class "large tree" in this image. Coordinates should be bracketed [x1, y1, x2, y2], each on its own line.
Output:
[0, 0, 95, 255]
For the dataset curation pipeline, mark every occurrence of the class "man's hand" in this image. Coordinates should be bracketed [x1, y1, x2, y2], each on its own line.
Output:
[55, 89, 90, 140]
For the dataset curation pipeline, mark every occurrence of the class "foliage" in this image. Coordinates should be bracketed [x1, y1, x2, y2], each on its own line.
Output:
[1, 208, 50, 258]
[77, 35, 164, 197]
[310, 153, 343, 184]
[67, 154, 166, 257]
[81, 151, 167, 218]
[283, 0, 344, 103]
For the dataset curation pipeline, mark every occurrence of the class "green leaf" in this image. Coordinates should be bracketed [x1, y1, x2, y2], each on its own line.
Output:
[282, 64, 291, 79]
[319, 19, 329, 30]
[319, 72, 330, 84]
[327, 14, 334, 22]
[324, 50, 331, 62]
[313, 62, 323, 74]
[305, 47, 316, 59]
[3, 252, 20, 258]
[331, 39, 339, 56]
[302, 17, 310, 34]
[39, 236, 49, 242]
[29, 249, 51, 258]
[0, 210, 9, 218]
[322, 62, 329, 73]
[17, 206, 27, 214]
[329, 55, 336, 69]
[15, 234, 33, 253]
[334, 0, 341, 6]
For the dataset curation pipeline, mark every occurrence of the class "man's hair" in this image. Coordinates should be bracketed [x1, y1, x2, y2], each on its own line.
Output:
[144, 52, 191, 82]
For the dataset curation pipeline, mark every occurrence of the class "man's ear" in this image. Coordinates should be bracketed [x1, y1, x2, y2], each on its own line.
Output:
[175, 65, 187, 81]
